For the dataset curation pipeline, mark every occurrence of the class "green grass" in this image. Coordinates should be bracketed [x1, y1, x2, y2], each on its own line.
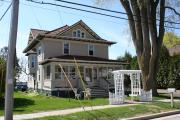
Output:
[0, 91, 108, 116]
[31, 102, 180, 120]
[29, 93, 180, 120]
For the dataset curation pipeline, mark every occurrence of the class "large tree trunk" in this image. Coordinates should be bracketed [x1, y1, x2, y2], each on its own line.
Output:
[120, 0, 165, 96]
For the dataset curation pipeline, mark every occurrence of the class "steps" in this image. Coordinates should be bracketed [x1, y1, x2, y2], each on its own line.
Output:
[90, 87, 109, 98]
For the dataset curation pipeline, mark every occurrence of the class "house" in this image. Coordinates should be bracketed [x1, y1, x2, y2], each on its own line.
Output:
[23, 20, 128, 97]
[168, 45, 180, 56]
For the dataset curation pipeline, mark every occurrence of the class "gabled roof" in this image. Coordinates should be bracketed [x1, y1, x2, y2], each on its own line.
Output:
[45, 25, 69, 35]
[57, 20, 102, 40]
[24, 20, 116, 53]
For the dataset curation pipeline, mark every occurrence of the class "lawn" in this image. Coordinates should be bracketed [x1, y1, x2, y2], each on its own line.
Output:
[32, 102, 180, 120]
[0, 91, 108, 116]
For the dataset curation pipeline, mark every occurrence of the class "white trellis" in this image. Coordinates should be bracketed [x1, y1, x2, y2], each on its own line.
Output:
[109, 70, 142, 105]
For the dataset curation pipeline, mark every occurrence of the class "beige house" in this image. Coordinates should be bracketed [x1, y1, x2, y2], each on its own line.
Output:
[23, 20, 128, 97]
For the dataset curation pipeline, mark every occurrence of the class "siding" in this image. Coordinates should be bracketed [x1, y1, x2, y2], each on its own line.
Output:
[43, 38, 109, 59]
[43, 39, 63, 59]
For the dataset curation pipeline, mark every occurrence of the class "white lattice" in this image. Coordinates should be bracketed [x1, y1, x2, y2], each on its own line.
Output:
[109, 72, 124, 104]
[130, 73, 141, 96]
[140, 89, 152, 102]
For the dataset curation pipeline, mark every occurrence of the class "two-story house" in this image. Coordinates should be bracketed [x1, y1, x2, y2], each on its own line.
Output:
[23, 20, 127, 97]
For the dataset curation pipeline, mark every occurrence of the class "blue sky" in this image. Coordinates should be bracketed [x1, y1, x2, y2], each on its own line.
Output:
[0, 0, 179, 59]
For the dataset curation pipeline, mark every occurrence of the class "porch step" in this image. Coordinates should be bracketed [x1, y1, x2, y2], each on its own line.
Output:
[90, 87, 109, 98]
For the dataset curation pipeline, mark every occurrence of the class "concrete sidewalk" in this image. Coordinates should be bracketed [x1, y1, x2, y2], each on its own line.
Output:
[0, 104, 139, 120]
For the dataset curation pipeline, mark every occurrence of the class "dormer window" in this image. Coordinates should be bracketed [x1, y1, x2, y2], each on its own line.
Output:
[77, 30, 81, 37]
[72, 30, 85, 38]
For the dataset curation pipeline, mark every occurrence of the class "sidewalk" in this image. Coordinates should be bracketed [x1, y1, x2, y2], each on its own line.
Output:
[0, 103, 139, 120]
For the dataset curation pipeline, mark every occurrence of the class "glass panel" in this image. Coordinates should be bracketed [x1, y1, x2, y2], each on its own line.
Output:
[69, 66, 76, 80]
[89, 45, 94, 56]
[85, 68, 92, 82]
[64, 43, 69, 54]
[55, 65, 61, 79]
[46, 65, 50, 79]
[77, 30, 81, 37]
[81, 32, 85, 38]
[93, 68, 97, 79]
[73, 31, 76, 37]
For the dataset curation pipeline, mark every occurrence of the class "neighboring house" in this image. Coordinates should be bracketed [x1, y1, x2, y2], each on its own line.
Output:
[23, 20, 127, 97]
[168, 45, 180, 56]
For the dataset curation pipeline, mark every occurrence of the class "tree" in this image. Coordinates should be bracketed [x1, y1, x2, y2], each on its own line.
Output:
[96, 0, 180, 95]
[163, 32, 180, 48]
[0, 58, 6, 100]
[117, 51, 132, 69]
[156, 45, 170, 89]
[0, 47, 21, 100]
[168, 54, 180, 89]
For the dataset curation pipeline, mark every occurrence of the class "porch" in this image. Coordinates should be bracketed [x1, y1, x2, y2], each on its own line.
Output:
[42, 62, 123, 91]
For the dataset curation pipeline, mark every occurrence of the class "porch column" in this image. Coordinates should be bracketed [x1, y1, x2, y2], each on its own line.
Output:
[50, 63, 55, 89]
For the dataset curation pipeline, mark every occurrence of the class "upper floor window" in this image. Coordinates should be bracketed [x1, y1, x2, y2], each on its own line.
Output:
[31, 56, 35, 68]
[63, 42, 70, 55]
[72, 29, 85, 38]
[38, 47, 41, 56]
[88, 44, 94, 56]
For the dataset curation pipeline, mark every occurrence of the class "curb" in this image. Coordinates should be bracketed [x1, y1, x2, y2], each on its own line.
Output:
[124, 110, 180, 120]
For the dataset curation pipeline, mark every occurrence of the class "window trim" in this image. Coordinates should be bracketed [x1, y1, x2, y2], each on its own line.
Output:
[63, 42, 70, 55]
[72, 29, 85, 38]
[88, 44, 94, 56]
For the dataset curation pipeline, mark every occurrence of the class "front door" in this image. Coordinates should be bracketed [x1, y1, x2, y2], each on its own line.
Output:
[85, 67, 93, 87]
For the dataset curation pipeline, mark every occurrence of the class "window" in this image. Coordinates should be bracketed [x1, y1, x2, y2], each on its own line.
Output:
[31, 56, 35, 68]
[88, 45, 94, 56]
[46, 65, 50, 79]
[69, 66, 76, 80]
[72, 30, 85, 38]
[77, 30, 81, 37]
[55, 65, 61, 79]
[81, 32, 85, 38]
[38, 68, 41, 81]
[38, 47, 41, 56]
[73, 31, 76, 37]
[63, 42, 69, 54]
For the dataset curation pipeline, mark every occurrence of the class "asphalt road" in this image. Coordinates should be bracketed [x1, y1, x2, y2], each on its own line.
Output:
[151, 114, 180, 120]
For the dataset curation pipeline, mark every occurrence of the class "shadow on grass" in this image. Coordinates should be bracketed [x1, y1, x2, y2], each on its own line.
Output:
[0, 98, 34, 110]
[158, 93, 180, 99]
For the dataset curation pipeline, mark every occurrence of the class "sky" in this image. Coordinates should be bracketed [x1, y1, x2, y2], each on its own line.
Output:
[0, 0, 179, 60]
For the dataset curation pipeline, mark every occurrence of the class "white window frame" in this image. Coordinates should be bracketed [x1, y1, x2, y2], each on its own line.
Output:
[88, 44, 94, 56]
[63, 42, 70, 55]
[72, 30, 77, 37]
[72, 29, 85, 38]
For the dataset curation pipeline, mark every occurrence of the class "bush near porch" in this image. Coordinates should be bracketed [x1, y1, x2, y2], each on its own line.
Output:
[0, 91, 108, 116]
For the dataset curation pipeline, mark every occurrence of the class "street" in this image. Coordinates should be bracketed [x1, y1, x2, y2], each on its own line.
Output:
[152, 114, 180, 120]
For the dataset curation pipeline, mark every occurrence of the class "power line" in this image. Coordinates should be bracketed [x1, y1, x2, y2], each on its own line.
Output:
[54, 0, 180, 25]
[0, 1, 12, 22]
[1, 0, 124, 25]
[26, 0, 180, 29]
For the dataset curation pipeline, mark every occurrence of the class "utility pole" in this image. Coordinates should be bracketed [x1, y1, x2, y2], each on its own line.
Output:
[4, 0, 19, 120]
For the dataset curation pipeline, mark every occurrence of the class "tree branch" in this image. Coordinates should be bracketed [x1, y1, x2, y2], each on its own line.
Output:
[159, 0, 165, 45]
[120, 0, 138, 53]
[165, 6, 180, 17]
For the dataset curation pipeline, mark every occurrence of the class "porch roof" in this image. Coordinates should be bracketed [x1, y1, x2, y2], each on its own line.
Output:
[39, 55, 128, 65]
